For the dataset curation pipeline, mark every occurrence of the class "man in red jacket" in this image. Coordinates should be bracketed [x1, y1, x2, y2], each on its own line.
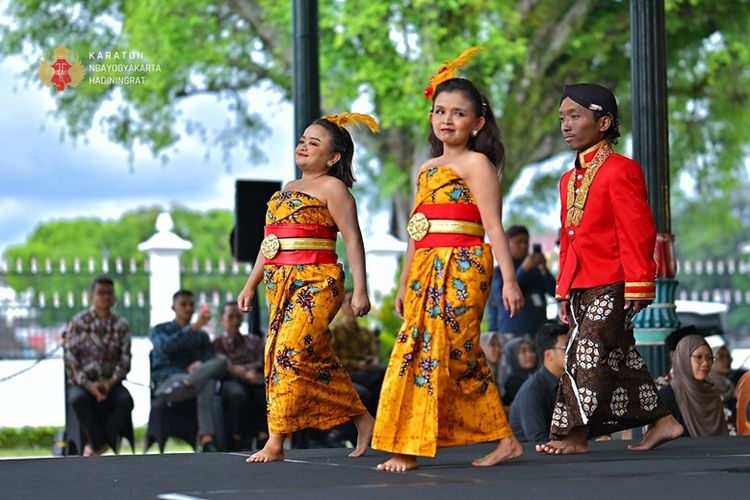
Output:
[536, 83, 683, 455]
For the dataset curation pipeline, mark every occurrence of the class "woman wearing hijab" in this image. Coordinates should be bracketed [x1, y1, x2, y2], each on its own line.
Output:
[501, 337, 537, 406]
[658, 335, 728, 437]
[480, 332, 505, 389]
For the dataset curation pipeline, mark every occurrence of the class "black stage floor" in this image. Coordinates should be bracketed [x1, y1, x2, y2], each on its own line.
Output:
[2, 437, 749, 499]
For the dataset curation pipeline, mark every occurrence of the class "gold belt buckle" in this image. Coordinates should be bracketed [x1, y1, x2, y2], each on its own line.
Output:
[260, 234, 280, 259]
[407, 212, 430, 241]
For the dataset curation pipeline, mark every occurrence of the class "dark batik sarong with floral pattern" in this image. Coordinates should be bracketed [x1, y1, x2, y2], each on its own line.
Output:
[550, 282, 669, 439]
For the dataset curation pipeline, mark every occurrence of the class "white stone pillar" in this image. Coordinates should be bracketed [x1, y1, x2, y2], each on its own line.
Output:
[364, 232, 406, 303]
[138, 212, 192, 327]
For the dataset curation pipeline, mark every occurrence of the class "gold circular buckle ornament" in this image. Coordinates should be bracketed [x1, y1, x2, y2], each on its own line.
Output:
[407, 212, 430, 241]
[260, 234, 280, 259]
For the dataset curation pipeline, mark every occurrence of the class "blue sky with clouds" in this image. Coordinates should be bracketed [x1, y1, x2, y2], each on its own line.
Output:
[0, 54, 297, 254]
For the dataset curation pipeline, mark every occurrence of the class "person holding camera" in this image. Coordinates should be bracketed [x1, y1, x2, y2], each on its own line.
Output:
[486, 225, 555, 339]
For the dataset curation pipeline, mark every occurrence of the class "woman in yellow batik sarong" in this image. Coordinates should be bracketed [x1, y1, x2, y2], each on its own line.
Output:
[238, 113, 379, 463]
[372, 50, 525, 472]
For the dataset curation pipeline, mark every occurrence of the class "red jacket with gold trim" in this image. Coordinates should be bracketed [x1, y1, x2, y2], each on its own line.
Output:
[555, 146, 656, 301]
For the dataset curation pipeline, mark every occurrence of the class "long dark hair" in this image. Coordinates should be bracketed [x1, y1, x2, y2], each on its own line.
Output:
[428, 78, 505, 173]
[312, 118, 356, 188]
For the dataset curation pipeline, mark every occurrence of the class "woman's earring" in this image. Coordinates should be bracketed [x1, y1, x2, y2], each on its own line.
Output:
[327, 161, 333, 166]
[472, 130, 479, 137]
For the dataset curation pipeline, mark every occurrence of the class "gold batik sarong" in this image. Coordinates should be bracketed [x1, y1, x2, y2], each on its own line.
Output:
[372, 166, 513, 457]
[263, 190, 366, 434]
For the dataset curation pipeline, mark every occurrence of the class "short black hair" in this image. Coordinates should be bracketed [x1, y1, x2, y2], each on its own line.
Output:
[221, 301, 239, 313]
[506, 225, 529, 239]
[535, 322, 569, 355]
[90, 275, 114, 292]
[665, 325, 699, 352]
[172, 289, 193, 302]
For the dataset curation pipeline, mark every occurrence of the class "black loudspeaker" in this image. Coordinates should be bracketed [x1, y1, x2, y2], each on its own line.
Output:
[232, 180, 282, 263]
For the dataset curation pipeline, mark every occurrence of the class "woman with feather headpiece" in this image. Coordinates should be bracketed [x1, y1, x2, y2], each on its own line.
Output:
[238, 112, 379, 463]
[372, 48, 525, 471]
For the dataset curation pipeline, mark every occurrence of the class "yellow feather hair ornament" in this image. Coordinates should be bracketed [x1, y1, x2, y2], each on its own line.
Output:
[322, 112, 380, 133]
[424, 46, 482, 100]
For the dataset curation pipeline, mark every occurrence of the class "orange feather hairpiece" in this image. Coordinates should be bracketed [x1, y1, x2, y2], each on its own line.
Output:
[322, 112, 380, 133]
[424, 46, 482, 100]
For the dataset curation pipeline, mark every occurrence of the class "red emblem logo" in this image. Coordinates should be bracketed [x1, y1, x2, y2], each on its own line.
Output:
[38, 46, 85, 92]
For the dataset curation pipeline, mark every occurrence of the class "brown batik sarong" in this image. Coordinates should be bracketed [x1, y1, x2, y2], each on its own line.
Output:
[550, 282, 669, 439]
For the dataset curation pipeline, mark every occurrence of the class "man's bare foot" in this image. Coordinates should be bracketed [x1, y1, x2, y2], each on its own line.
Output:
[245, 432, 285, 463]
[376, 454, 418, 472]
[83, 444, 107, 457]
[348, 412, 375, 458]
[628, 415, 683, 451]
[535, 426, 589, 455]
[471, 436, 523, 467]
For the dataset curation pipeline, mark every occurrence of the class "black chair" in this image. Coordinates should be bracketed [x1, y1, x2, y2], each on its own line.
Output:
[144, 351, 199, 453]
[144, 396, 199, 452]
[65, 387, 135, 456]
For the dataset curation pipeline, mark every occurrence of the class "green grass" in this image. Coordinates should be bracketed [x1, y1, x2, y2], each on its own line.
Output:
[0, 439, 198, 459]
[0, 448, 54, 458]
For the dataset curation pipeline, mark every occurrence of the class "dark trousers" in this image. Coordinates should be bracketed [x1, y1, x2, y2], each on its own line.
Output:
[154, 356, 229, 437]
[68, 383, 134, 451]
[220, 379, 267, 442]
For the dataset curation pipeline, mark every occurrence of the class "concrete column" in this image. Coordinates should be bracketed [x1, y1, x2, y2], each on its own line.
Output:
[137, 213, 192, 327]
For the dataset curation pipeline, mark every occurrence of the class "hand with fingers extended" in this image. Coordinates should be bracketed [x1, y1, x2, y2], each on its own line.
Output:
[502, 281, 525, 318]
[558, 300, 571, 325]
[624, 299, 651, 314]
[238, 285, 256, 313]
[191, 304, 211, 331]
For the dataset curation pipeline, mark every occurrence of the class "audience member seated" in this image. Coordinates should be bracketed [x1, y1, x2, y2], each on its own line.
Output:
[501, 337, 537, 407]
[65, 276, 134, 457]
[655, 325, 697, 389]
[212, 301, 268, 451]
[716, 344, 749, 388]
[736, 371, 750, 436]
[708, 345, 737, 429]
[658, 334, 728, 437]
[150, 289, 229, 452]
[480, 332, 505, 390]
[331, 289, 385, 415]
[510, 323, 568, 443]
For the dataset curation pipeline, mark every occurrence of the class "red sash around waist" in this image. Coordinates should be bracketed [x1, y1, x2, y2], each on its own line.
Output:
[413, 203, 484, 249]
[263, 224, 338, 265]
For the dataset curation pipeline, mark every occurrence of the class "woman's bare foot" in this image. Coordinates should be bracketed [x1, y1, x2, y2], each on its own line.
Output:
[246, 432, 285, 463]
[628, 415, 684, 451]
[472, 436, 523, 466]
[348, 412, 375, 458]
[535, 426, 589, 455]
[376, 454, 418, 472]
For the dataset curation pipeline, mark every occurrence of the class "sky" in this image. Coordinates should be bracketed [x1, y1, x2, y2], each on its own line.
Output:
[0, 53, 301, 255]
